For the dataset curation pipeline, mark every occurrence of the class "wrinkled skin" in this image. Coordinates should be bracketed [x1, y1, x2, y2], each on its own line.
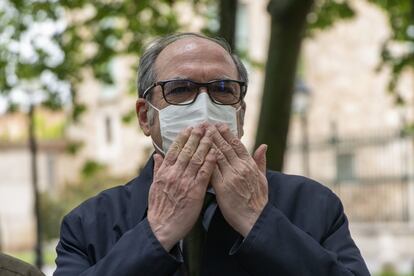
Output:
[148, 122, 268, 250]
[148, 125, 216, 251]
[209, 123, 268, 237]
[136, 37, 268, 251]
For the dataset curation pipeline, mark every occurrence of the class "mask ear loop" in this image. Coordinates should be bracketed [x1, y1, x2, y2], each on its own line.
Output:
[146, 101, 165, 155]
[152, 140, 165, 156]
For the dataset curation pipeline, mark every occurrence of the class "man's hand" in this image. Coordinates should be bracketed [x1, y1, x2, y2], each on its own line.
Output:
[209, 123, 268, 237]
[148, 125, 216, 251]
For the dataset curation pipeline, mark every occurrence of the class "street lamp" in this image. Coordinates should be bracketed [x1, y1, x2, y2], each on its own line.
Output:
[293, 79, 311, 176]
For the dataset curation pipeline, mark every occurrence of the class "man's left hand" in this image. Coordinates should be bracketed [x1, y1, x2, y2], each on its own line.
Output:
[209, 124, 268, 237]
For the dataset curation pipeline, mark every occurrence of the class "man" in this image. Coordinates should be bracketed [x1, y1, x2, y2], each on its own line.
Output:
[54, 33, 370, 275]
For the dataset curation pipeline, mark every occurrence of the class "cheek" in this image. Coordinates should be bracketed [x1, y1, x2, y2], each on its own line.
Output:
[148, 108, 155, 126]
[149, 110, 163, 144]
[149, 108, 160, 130]
[237, 109, 245, 138]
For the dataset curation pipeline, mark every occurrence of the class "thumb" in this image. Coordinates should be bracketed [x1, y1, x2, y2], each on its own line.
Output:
[153, 153, 164, 175]
[253, 144, 267, 175]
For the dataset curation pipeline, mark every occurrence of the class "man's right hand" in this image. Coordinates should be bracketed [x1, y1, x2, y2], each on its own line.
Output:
[147, 125, 216, 252]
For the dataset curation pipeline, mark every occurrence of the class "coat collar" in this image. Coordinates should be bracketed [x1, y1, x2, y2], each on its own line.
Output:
[129, 155, 154, 224]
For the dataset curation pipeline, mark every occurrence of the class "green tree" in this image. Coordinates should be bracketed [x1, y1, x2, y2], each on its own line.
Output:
[368, 0, 414, 101]
[0, 0, 180, 269]
[255, 0, 412, 171]
[218, 0, 237, 50]
[255, 0, 356, 171]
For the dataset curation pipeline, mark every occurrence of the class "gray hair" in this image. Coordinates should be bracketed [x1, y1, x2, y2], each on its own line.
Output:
[137, 32, 248, 99]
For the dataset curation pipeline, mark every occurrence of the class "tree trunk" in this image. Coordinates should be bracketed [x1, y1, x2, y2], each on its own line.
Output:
[29, 104, 43, 269]
[255, 0, 314, 171]
[219, 0, 237, 50]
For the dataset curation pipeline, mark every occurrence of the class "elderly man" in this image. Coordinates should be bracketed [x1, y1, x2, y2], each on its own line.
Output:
[54, 33, 370, 276]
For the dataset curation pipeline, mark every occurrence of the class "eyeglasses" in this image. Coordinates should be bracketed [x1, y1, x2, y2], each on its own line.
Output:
[142, 79, 247, 105]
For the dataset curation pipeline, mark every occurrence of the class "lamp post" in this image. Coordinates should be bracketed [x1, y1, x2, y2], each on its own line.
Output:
[293, 79, 311, 176]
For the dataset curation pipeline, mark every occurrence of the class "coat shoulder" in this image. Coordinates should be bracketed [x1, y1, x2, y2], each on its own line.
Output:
[265, 170, 344, 241]
[266, 170, 340, 204]
[63, 178, 137, 224]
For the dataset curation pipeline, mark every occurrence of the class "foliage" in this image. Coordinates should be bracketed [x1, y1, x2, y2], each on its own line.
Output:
[0, 0, 180, 119]
[34, 111, 65, 140]
[81, 159, 106, 179]
[0, 0, 67, 109]
[307, 0, 356, 34]
[40, 168, 131, 241]
[368, 0, 414, 101]
[65, 140, 84, 155]
[39, 192, 67, 240]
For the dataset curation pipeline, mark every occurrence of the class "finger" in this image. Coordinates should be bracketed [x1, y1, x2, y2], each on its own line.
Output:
[209, 125, 238, 164]
[185, 129, 213, 176]
[216, 123, 250, 159]
[164, 126, 192, 166]
[175, 126, 205, 170]
[194, 147, 216, 191]
[153, 153, 164, 175]
[210, 165, 223, 190]
[214, 145, 231, 172]
[253, 144, 267, 175]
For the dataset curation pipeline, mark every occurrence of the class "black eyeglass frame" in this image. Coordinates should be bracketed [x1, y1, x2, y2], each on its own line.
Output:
[142, 79, 247, 106]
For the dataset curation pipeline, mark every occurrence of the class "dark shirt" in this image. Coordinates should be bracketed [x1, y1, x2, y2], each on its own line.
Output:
[54, 157, 370, 276]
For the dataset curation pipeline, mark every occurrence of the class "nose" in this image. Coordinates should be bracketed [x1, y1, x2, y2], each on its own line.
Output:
[199, 86, 209, 95]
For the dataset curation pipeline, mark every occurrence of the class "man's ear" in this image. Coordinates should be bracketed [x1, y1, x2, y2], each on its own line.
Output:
[136, 98, 151, 136]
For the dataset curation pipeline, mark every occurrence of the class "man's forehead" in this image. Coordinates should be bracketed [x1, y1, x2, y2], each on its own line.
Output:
[159, 36, 230, 58]
[154, 36, 237, 80]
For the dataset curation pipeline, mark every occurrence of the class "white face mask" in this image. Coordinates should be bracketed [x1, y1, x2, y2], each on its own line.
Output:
[148, 93, 240, 154]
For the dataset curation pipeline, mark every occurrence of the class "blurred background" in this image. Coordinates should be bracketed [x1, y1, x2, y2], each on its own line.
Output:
[0, 0, 413, 275]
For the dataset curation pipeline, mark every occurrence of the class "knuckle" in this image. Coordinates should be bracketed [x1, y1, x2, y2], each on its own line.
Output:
[198, 168, 210, 179]
[200, 138, 212, 148]
[221, 142, 232, 152]
[205, 129, 213, 137]
[169, 143, 181, 153]
[192, 128, 203, 137]
[166, 172, 177, 185]
[190, 154, 204, 166]
[205, 152, 216, 163]
[215, 149, 223, 158]
[240, 163, 250, 176]
[217, 152, 226, 162]
[181, 146, 193, 157]
[230, 138, 241, 146]
[219, 124, 229, 132]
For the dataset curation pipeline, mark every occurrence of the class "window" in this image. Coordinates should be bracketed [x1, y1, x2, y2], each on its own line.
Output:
[336, 152, 355, 182]
[105, 116, 112, 144]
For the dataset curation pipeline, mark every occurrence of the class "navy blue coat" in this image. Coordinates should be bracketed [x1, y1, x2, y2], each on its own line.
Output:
[54, 157, 370, 276]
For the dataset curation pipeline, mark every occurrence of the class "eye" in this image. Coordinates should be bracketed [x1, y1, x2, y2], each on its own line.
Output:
[164, 81, 194, 95]
[211, 81, 236, 94]
[167, 86, 192, 95]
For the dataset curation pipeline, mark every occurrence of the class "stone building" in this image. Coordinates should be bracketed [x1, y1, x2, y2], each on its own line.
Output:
[0, 0, 413, 273]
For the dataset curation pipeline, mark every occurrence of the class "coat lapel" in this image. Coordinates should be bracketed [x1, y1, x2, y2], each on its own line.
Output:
[128, 155, 154, 225]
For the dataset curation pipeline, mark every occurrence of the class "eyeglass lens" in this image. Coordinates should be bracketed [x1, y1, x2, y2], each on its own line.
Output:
[163, 80, 241, 105]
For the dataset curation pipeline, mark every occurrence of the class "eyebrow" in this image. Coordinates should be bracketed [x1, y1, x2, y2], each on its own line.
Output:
[164, 75, 234, 81]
